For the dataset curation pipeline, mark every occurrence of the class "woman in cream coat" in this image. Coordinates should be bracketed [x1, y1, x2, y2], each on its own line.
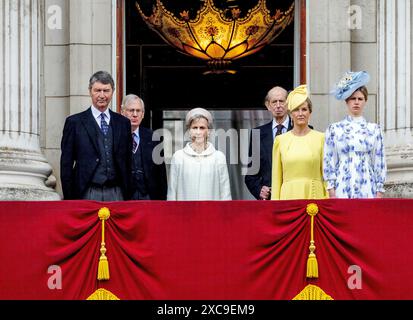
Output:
[167, 108, 232, 200]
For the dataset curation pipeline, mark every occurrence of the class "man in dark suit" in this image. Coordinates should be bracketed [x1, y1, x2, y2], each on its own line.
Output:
[245, 86, 292, 200]
[121, 94, 167, 200]
[60, 71, 132, 200]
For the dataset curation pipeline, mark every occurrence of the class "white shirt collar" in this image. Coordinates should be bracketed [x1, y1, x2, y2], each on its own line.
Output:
[91, 105, 111, 123]
[272, 116, 290, 130]
[350, 115, 364, 122]
[133, 127, 140, 137]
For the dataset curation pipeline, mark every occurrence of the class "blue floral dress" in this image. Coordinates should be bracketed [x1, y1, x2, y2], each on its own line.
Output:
[323, 116, 387, 198]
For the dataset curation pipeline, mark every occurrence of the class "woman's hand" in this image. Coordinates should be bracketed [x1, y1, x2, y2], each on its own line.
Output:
[328, 189, 336, 198]
[260, 186, 271, 200]
[376, 192, 384, 198]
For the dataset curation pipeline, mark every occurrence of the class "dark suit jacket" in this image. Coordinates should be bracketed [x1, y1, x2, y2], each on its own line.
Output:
[133, 126, 167, 200]
[60, 107, 132, 200]
[244, 117, 293, 199]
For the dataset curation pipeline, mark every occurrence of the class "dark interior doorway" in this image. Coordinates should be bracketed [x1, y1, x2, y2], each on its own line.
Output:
[124, 0, 296, 199]
[125, 0, 295, 129]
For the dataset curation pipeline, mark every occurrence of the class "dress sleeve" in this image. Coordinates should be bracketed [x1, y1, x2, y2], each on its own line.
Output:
[218, 154, 232, 200]
[270, 137, 282, 200]
[373, 125, 387, 193]
[319, 133, 328, 198]
[167, 153, 178, 200]
[323, 125, 338, 190]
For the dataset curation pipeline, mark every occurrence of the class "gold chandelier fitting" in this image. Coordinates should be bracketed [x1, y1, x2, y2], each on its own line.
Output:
[136, 0, 295, 74]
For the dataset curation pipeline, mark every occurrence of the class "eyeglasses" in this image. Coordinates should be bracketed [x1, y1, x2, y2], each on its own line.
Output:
[125, 108, 143, 114]
[269, 100, 286, 106]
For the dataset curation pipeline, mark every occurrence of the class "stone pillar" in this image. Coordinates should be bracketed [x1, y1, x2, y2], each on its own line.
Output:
[378, 0, 413, 197]
[308, 0, 352, 130]
[0, 0, 60, 200]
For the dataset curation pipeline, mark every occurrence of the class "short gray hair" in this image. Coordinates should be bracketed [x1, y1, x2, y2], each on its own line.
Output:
[121, 94, 145, 112]
[88, 71, 115, 90]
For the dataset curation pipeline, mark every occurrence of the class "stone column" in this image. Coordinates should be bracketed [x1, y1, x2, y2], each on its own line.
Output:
[0, 0, 60, 200]
[378, 0, 413, 197]
[308, 0, 352, 130]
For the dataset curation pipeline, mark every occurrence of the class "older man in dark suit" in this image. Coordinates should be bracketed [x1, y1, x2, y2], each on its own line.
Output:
[60, 71, 132, 200]
[245, 86, 292, 200]
[121, 94, 167, 200]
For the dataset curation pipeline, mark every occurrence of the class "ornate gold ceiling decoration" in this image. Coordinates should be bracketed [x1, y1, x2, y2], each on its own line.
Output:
[136, 0, 295, 74]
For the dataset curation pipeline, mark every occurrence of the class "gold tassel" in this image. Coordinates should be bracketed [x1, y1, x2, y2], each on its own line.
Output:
[97, 207, 111, 281]
[307, 242, 318, 278]
[306, 203, 319, 279]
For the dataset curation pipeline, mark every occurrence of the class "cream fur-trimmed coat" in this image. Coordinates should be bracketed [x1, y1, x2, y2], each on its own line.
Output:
[167, 142, 232, 200]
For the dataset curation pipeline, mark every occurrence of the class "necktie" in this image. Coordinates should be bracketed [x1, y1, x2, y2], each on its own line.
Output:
[275, 124, 284, 137]
[100, 113, 109, 135]
[132, 133, 139, 153]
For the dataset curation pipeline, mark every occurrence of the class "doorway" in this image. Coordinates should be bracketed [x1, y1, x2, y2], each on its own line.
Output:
[122, 0, 300, 199]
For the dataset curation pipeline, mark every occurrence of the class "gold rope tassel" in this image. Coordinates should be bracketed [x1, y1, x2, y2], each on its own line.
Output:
[306, 203, 319, 279]
[97, 207, 111, 281]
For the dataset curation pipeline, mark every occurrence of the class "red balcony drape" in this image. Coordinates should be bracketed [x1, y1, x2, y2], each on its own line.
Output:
[0, 199, 412, 300]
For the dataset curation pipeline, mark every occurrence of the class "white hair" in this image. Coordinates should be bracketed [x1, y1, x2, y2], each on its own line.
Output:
[121, 94, 145, 112]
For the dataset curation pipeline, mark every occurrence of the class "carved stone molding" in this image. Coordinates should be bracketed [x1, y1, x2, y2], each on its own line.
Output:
[0, 0, 60, 200]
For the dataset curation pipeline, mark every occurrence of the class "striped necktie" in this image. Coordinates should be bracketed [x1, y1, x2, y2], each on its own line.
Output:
[275, 124, 284, 137]
[132, 133, 139, 153]
[100, 113, 109, 135]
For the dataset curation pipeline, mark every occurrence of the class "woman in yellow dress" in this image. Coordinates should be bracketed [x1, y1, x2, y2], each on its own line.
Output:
[271, 85, 328, 200]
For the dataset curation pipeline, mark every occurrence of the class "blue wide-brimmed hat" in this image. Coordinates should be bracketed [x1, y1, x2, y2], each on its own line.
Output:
[331, 71, 370, 100]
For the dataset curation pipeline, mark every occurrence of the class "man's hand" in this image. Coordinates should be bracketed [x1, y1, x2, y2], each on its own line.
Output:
[376, 192, 384, 198]
[260, 186, 271, 200]
[328, 188, 336, 199]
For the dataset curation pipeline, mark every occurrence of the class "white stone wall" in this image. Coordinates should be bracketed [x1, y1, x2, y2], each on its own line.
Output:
[309, 0, 413, 197]
[377, 0, 413, 195]
[350, 0, 378, 123]
[0, 0, 59, 200]
[42, 0, 114, 196]
[309, 0, 350, 131]
[308, 0, 378, 130]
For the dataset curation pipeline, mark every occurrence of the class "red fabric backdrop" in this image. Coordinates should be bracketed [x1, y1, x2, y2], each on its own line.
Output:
[0, 199, 412, 300]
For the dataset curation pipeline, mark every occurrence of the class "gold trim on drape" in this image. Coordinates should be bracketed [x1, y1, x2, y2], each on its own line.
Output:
[87, 288, 120, 300]
[293, 285, 333, 300]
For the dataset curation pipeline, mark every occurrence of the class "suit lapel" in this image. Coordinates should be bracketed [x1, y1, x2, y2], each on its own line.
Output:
[138, 127, 151, 171]
[80, 108, 100, 154]
[110, 110, 121, 153]
[287, 115, 294, 131]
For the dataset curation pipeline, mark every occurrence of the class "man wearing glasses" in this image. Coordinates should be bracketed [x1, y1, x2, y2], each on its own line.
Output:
[121, 94, 167, 200]
[60, 71, 132, 200]
[245, 86, 292, 200]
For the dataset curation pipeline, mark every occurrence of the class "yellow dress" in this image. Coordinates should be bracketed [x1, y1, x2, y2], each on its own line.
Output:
[271, 130, 328, 200]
